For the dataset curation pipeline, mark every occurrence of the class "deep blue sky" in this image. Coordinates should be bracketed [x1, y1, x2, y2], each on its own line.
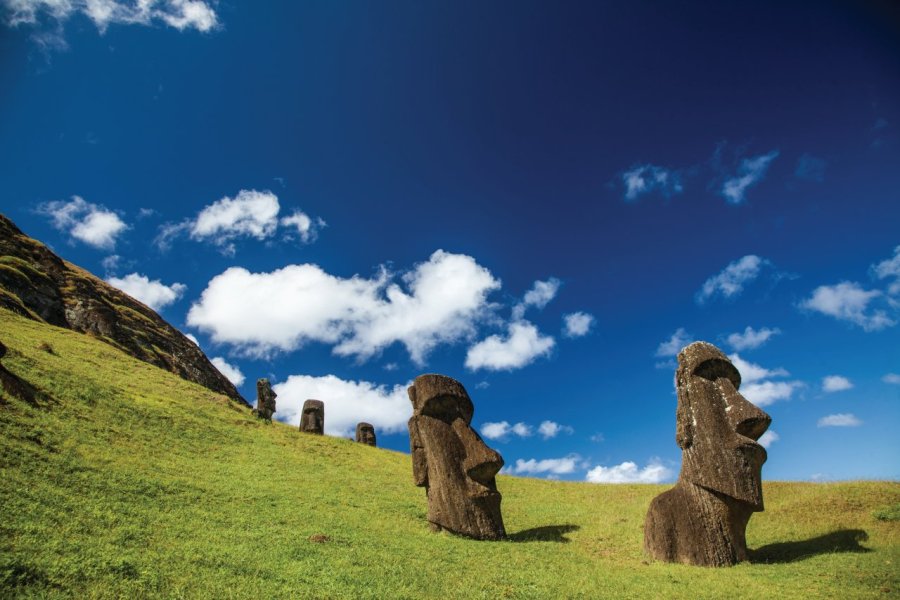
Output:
[1, 1, 898, 482]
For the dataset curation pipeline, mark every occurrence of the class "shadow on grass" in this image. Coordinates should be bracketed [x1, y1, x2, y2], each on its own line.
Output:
[508, 524, 580, 543]
[751, 529, 870, 563]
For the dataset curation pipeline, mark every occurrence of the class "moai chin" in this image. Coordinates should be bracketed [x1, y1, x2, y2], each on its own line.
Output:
[355, 422, 376, 446]
[644, 341, 772, 566]
[300, 399, 324, 434]
[254, 378, 277, 420]
[408, 374, 506, 540]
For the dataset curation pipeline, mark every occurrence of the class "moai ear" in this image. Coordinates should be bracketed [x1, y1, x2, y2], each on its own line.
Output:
[409, 417, 428, 487]
[675, 372, 693, 449]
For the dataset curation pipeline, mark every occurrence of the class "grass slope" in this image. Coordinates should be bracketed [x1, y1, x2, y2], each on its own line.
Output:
[0, 308, 897, 599]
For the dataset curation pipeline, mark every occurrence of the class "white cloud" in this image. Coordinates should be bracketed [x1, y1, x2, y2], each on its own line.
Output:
[758, 430, 779, 449]
[883, 373, 900, 385]
[586, 459, 672, 483]
[188, 250, 500, 363]
[726, 326, 780, 351]
[800, 281, 895, 331]
[106, 273, 186, 311]
[872, 245, 900, 296]
[273, 374, 411, 437]
[465, 321, 555, 371]
[656, 328, 692, 357]
[101, 254, 120, 273]
[210, 356, 244, 387]
[727, 353, 789, 384]
[509, 455, 581, 476]
[184, 333, 199, 346]
[822, 375, 853, 393]
[590, 433, 605, 443]
[3, 0, 217, 33]
[39, 196, 128, 250]
[538, 420, 573, 439]
[721, 150, 779, 204]
[480, 421, 533, 440]
[562, 311, 594, 338]
[621, 164, 683, 201]
[817, 413, 862, 427]
[741, 380, 803, 407]
[280, 210, 325, 244]
[511, 278, 560, 320]
[696, 255, 769, 304]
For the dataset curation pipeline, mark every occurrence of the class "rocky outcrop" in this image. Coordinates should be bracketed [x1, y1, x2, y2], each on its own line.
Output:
[0, 213, 246, 406]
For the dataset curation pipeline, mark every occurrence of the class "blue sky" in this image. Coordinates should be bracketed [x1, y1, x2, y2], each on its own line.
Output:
[1, 1, 898, 482]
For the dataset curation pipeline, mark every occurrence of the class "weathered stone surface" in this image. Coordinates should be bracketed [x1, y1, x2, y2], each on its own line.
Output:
[300, 399, 324, 434]
[408, 374, 505, 540]
[254, 378, 277, 420]
[0, 213, 246, 406]
[355, 422, 376, 446]
[644, 341, 772, 566]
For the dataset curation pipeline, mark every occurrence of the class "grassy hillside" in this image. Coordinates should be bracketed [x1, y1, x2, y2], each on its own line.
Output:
[0, 308, 897, 599]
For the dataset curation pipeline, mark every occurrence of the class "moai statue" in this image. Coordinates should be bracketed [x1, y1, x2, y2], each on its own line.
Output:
[355, 422, 376, 446]
[644, 341, 772, 566]
[408, 374, 506, 540]
[299, 399, 324, 434]
[253, 378, 277, 420]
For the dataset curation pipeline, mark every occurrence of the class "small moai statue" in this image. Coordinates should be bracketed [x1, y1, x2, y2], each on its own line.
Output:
[355, 422, 376, 446]
[253, 378, 277, 420]
[299, 399, 324, 434]
[644, 341, 772, 566]
[408, 373, 506, 540]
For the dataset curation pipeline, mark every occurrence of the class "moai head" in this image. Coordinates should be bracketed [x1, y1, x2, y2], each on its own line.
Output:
[407, 374, 505, 540]
[255, 378, 277, 420]
[355, 422, 376, 446]
[675, 342, 771, 510]
[300, 399, 324, 434]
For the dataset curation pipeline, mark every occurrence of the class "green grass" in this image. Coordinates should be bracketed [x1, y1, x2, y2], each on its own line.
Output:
[0, 308, 897, 599]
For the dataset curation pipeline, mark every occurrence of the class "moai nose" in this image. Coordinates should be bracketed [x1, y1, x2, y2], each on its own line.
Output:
[722, 379, 771, 441]
[456, 421, 504, 484]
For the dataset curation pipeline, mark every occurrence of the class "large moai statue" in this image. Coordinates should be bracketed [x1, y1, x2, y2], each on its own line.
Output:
[355, 422, 376, 446]
[407, 374, 506, 540]
[644, 341, 772, 566]
[299, 399, 324, 434]
[253, 378, 277, 420]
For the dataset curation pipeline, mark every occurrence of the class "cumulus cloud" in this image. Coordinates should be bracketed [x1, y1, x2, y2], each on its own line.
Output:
[39, 196, 128, 250]
[465, 321, 555, 371]
[728, 353, 802, 407]
[509, 455, 581, 476]
[586, 459, 672, 483]
[817, 413, 862, 428]
[872, 245, 900, 296]
[273, 374, 411, 437]
[106, 273, 186, 311]
[480, 421, 533, 441]
[188, 250, 500, 363]
[656, 328, 692, 358]
[3, 0, 218, 34]
[538, 420, 573, 439]
[156, 189, 323, 254]
[726, 326, 781, 351]
[721, 150, 779, 204]
[883, 373, 900, 385]
[621, 164, 683, 201]
[696, 255, 769, 304]
[511, 278, 560, 320]
[822, 375, 853, 393]
[800, 281, 895, 332]
[758, 430, 779, 449]
[728, 354, 789, 383]
[562, 312, 594, 338]
[210, 356, 244, 387]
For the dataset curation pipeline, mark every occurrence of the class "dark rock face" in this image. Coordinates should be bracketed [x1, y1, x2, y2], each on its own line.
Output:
[0, 213, 246, 406]
[0, 340, 6, 360]
[644, 341, 771, 566]
[254, 378, 277, 420]
[355, 422, 376, 446]
[299, 400, 324, 434]
[408, 374, 506, 540]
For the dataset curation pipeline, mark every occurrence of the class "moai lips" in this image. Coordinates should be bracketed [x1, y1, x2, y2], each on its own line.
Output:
[408, 374, 506, 540]
[644, 341, 772, 566]
[300, 399, 324, 434]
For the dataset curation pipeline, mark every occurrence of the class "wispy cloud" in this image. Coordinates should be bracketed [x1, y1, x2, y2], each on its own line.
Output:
[38, 196, 128, 250]
[720, 150, 779, 204]
[620, 164, 683, 201]
[817, 413, 862, 428]
[508, 455, 581, 476]
[800, 282, 895, 332]
[562, 312, 594, 338]
[822, 375, 853, 393]
[758, 430, 779, 449]
[726, 326, 781, 351]
[656, 327, 692, 358]
[871, 245, 900, 297]
[537, 420, 573, 439]
[585, 459, 672, 483]
[883, 373, 900, 385]
[511, 278, 560, 320]
[729, 353, 802, 407]
[465, 321, 555, 371]
[480, 421, 533, 441]
[696, 255, 770, 304]
[106, 273, 186, 311]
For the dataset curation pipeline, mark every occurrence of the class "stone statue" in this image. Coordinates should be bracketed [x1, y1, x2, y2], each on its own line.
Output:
[408, 374, 505, 540]
[300, 399, 324, 434]
[355, 422, 376, 446]
[253, 378, 277, 420]
[644, 341, 772, 566]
